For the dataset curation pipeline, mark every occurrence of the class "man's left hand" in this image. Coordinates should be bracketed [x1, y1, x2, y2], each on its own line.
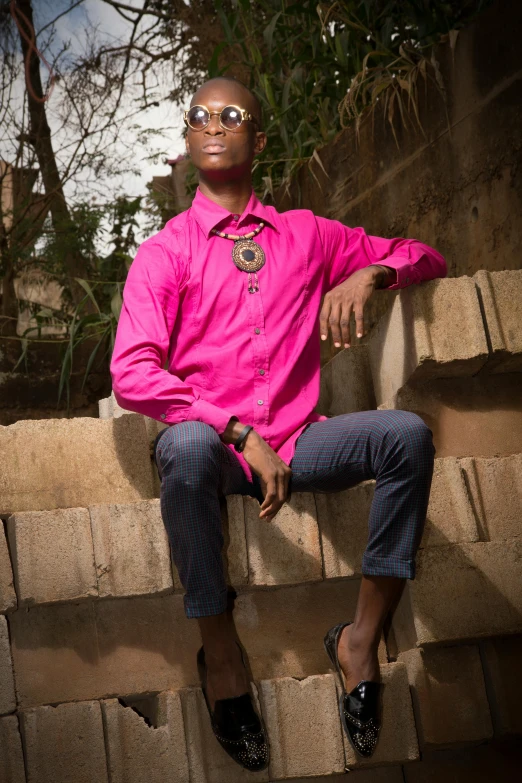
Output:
[320, 265, 396, 348]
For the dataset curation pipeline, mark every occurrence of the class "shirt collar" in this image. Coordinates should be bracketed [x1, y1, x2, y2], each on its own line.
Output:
[191, 187, 279, 238]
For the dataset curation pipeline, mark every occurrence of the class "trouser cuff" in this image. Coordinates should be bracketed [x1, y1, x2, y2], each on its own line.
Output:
[362, 553, 416, 580]
[183, 587, 231, 619]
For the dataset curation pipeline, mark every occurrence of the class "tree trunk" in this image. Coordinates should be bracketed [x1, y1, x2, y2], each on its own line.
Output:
[16, 0, 90, 304]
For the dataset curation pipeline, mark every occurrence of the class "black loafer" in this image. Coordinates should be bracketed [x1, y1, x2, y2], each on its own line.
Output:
[324, 622, 382, 759]
[197, 646, 269, 772]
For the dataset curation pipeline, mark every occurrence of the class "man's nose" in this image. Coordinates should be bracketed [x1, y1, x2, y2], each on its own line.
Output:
[205, 113, 224, 134]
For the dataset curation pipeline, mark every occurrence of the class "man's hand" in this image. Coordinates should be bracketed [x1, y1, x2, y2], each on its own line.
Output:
[320, 265, 396, 348]
[222, 418, 292, 521]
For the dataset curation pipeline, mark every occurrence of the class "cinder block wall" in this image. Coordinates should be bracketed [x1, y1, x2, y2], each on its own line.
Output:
[1, 271, 521, 781]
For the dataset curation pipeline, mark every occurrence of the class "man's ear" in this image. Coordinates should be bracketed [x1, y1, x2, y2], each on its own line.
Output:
[254, 131, 267, 156]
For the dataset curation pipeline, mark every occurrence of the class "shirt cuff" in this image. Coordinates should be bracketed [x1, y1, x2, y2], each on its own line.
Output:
[185, 399, 237, 436]
[369, 258, 416, 290]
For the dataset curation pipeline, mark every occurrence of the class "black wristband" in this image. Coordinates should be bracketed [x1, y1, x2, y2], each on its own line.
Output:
[234, 425, 254, 453]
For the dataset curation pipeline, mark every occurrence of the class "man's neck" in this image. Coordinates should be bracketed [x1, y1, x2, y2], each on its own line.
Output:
[198, 177, 253, 216]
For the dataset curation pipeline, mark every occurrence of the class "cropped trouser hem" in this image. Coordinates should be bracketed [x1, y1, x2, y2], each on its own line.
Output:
[361, 553, 415, 580]
[184, 589, 229, 619]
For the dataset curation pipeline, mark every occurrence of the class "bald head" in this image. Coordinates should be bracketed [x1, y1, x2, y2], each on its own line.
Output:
[190, 77, 262, 128]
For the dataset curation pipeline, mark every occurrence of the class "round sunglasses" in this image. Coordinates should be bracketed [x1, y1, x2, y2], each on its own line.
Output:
[184, 104, 259, 132]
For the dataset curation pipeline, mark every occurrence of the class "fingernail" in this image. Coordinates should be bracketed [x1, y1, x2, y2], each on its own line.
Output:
[344, 343, 350, 348]
[321, 334, 327, 341]
[334, 341, 341, 348]
[357, 333, 362, 338]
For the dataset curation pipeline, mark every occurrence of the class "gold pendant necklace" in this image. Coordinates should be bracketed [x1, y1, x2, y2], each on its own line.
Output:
[211, 222, 266, 293]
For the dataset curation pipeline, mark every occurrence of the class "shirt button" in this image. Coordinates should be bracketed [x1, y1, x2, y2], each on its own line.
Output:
[254, 328, 260, 334]
[160, 413, 166, 420]
[257, 399, 264, 405]
[233, 214, 239, 221]
[405, 277, 410, 283]
[258, 369, 265, 375]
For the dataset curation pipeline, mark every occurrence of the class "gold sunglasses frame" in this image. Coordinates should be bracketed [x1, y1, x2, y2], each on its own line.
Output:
[183, 104, 259, 131]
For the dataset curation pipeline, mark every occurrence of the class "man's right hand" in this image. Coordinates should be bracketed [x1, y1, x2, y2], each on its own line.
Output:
[242, 430, 292, 520]
[222, 418, 292, 520]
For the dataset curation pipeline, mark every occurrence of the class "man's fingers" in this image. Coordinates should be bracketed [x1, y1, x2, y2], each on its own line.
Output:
[328, 302, 342, 348]
[340, 301, 353, 348]
[354, 296, 365, 339]
[260, 477, 276, 511]
[319, 297, 331, 342]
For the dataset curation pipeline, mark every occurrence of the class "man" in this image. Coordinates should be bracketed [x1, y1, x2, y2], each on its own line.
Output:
[111, 77, 446, 771]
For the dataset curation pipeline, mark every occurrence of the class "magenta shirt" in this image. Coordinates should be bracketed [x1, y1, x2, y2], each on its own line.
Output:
[111, 188, 446, 480]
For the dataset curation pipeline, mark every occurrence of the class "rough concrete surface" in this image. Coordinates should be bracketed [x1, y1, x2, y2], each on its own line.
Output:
[480, 634, 522, 736]
[0, 715, 26, 783]
[20, 700, 109, 783]
[316, 482, 374, 578]
[223, 495, 249, 585]
[89, 499, 173, 599]
[244, 493, 322, 586]
[316, 345, 376, 417]
[0, 615, 16, 715]
[102, 690, 189, 783]
[0, 415, 155, 514]
[475, 269, 522, 373]
[392, 540, 522, 650]
[368, 278, 489, 407]
[422, 457, 479, 547]
[399, 645, 493, 747]
[460, 454, 522, 542]
[8, 507, 97, 607]
[259, 674, 345, 779]
[0, 524, 16, 614]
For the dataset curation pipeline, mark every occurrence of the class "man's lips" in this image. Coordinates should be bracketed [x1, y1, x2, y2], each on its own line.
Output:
[202, 142, 226, 153]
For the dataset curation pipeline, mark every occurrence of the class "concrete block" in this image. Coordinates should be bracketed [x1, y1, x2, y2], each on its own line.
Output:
[480, 634, 522, 736]
[316, 345, 376, 417]
[0, 616, 16, 715]
[0, 715, 26, 783]
[259, 674, 345, 778]
[10, 581, 385, 708]
[0, 523, 16, 613]
[181, 686, 269, 783]
[284, 769, 404, 783]
[475, 269, 522, 373]
[244, 493, 322, 586]
[89, 499, 173, 599]
[7, 508, 97, 607]
[223, 495, 248, 585]
[461, 454, 522, 542]
[422, 458, 479, 547]
[343, 662, 419, 769]
[399, 645, 493, 748]
[316, 482, 374, 578]
[0, 415, 155, 514]
[368, 278, 489, 407]
[21, 700, 108, 783]
[392, 541, 522, 651]
[102, 690, 189, 783]
[403, 743, 522, 783]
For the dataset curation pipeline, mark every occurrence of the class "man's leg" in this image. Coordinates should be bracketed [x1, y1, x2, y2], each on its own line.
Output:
[154, 421, 257, 708]
[290, 410, 435, 690]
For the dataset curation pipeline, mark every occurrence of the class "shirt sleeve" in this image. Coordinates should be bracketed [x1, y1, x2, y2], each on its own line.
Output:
[316, 216, 447, 294]
[110, 239, 235, 434]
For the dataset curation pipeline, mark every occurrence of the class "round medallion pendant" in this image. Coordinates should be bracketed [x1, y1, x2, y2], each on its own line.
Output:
[232, 239, 266, 273]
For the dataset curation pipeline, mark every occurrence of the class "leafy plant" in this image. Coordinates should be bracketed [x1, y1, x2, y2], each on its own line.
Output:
[209, 0, 492, 199]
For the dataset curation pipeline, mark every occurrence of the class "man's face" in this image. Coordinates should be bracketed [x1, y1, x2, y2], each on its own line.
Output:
[185, 80, 266, 178]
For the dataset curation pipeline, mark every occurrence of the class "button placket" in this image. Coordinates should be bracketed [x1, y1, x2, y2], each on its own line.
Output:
[245, 278, 269, 430]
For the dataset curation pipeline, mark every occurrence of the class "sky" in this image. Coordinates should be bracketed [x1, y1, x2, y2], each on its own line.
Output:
[7, 0, 188, 225]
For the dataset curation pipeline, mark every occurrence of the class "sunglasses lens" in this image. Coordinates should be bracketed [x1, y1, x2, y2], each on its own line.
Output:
[187, 106, 209, 129]
[220, 105, 243, 129]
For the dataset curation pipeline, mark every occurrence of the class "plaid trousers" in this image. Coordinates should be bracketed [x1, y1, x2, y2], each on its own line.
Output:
[154, 410, 435, 619]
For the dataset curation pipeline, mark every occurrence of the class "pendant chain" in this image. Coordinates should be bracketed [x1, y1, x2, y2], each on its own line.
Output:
[211, 222, 266, 294]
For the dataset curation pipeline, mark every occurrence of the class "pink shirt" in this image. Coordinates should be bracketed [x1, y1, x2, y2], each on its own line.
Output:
[111, 188, 446, 480]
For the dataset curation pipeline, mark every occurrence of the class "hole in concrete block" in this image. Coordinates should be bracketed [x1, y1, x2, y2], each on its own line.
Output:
[118, 695, 163, 729]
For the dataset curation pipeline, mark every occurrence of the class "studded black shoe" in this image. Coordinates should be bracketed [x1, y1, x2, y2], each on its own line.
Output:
[324, 622, 382, 759]
[197, 646, 269, 772]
